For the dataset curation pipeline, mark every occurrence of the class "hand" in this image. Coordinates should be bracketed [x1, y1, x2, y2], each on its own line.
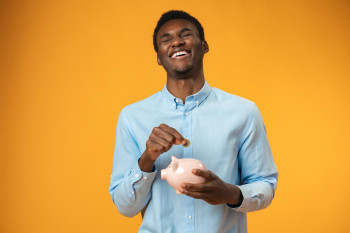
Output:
[139, 124, 186, 172]
[179, 169, 243, 206]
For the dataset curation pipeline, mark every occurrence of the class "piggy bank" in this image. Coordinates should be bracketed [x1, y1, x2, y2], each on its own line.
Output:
[161, 156, 206, 194]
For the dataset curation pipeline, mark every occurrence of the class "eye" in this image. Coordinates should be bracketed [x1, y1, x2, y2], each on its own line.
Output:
[182, 33, 191, 37]
[162, 37, 172, 43]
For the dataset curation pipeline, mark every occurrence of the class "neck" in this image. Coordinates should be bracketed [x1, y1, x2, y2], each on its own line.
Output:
[166, 71, 205, 103]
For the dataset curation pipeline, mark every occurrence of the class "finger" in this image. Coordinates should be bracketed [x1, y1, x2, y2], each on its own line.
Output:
[192, 169, 215, 180]
[146, 141, 166, 154]
[149, 134, 173, 152]
[159, 124, 186, 145]
[180, 188, 208, 200]
[181, 183, 208, 192]
[152, 127, 176, 144]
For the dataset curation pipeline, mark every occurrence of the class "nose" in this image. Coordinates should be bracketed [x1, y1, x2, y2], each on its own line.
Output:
[171, 36, 185, 47]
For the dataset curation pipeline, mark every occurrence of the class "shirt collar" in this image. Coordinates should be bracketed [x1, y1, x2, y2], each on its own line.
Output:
[161, 81, 212, 109]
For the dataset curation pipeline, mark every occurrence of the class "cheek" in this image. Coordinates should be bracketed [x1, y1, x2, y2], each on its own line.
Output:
[193, 47, 204, 59]
[159, 48, 169, 59]
[157, 52, 167, 64]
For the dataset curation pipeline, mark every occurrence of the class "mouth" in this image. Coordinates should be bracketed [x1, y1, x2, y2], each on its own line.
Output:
[169, 50, 191, 59]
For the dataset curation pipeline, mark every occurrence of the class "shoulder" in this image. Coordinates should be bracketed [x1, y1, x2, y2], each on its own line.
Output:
[120, 91, 163, 116]
[210, 87, 266, 133]
[210, 87, 256, 112]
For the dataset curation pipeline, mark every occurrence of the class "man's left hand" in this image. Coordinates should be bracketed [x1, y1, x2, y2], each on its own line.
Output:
[179, 169, 243, 206]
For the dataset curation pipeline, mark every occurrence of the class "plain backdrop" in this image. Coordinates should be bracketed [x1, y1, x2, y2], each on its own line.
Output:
[1, 0, 349, 232]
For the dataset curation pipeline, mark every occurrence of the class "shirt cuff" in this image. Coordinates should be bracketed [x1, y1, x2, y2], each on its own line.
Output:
[131, 159, 157, 189]
[226, 185, 251, 212]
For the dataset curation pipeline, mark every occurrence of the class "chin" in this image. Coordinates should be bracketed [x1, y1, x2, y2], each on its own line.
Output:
[174, 66, 193, 76]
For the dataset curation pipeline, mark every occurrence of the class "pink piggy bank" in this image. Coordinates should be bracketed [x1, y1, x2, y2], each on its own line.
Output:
[161, 156, 206, 194]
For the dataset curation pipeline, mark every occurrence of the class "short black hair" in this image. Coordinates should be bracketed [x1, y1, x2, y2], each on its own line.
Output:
[153, 10, 205, 52]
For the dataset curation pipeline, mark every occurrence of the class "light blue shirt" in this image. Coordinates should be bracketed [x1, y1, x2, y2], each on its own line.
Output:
[109, 81, 278, 233]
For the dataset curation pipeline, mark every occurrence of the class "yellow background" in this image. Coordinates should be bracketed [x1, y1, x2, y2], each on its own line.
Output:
[1, 0, 349, 232]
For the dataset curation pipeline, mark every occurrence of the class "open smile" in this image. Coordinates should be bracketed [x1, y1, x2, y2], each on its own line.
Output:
[169, 50, 191, 59]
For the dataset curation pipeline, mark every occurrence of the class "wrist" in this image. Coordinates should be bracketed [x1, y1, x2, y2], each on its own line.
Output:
[139, 151, 156, 172]
[224, 183, 243, 207]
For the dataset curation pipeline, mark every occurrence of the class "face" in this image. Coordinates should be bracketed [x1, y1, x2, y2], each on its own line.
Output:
[156, 19, 209, 78]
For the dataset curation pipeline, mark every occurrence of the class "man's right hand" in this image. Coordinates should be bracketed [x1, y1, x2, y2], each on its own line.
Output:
[139, 124, 186, 172]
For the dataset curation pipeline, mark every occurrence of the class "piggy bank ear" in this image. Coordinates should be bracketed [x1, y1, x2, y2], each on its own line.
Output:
[171, 156, 178, 172]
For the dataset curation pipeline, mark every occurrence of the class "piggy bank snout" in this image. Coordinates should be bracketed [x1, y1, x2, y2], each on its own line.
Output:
[161, 169, 167, 179]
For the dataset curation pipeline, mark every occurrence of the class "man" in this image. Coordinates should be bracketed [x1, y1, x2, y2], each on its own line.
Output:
[109, 10, 278, 233]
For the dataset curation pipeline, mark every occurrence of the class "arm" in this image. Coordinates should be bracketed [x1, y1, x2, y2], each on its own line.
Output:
[233, 103, 278, 212]
[109, 111, 186, 217]
[181, 104, 278, 212]
[109, 110, 156, 217]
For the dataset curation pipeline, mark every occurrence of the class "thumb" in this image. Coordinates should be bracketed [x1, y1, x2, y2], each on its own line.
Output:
[174, 137, 187, 146]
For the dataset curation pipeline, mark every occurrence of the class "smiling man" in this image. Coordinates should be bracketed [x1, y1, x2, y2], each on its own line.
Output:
[109, 10, 278, 233]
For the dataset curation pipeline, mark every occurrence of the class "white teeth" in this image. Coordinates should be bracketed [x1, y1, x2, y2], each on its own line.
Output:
[171, 51, 189, 58]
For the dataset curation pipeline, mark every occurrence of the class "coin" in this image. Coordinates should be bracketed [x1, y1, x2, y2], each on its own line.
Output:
[183, 138, 191, 147]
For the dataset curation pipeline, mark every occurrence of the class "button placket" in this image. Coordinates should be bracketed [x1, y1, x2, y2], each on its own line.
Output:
[182, 100, 194, 233]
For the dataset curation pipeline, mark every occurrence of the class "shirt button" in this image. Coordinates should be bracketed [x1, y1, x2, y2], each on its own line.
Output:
[135, 174, 139, 178]
[143, 177, 148, 180]
[131, 191, 134, 195]
[185, 112, 189, 116]
[176, 99, 179, 103]
[195, 101, 199, 104]
[188, 215, 192, 219]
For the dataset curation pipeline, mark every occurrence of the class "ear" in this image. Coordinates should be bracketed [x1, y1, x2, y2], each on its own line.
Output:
[172, 160, 178, 172]
[202, 40, 209, 54]
[157, 53, 162, 66]
[171, 156, 178, 172]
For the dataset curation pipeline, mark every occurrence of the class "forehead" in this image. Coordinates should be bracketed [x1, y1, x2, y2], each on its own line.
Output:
[157, 19, 199, 39]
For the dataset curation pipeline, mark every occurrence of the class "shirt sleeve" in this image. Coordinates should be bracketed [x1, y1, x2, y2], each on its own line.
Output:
[229, 103, 278, 212]
[109, 109, 157, 217]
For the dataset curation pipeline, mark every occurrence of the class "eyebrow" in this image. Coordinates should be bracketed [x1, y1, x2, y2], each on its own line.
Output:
[160, 33, 171, 39]
[180, 28, 192, 34]
[159, 28, 193, 39]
